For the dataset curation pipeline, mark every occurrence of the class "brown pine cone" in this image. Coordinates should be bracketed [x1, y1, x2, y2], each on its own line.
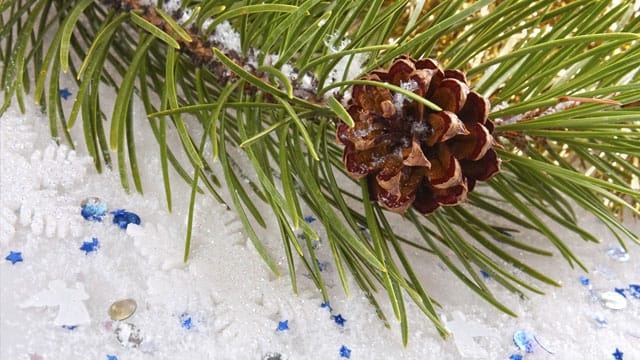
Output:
[336, 56, 500, 214]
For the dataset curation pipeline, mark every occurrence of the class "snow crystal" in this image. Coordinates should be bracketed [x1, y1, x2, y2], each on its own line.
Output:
[211, 21, 242, 55]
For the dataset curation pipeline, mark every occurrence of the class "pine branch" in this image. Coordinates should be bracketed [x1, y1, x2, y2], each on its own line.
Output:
[2, 0, 639, 344]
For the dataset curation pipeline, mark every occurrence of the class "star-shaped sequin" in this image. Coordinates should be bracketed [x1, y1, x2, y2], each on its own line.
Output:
[339, 345, 351, 358]
[332, 314, 346, 327]
[180, 313, 193, 330]
[5, 251, 23, 264]
[613, 348, 624, 360]
[276, 320, 289, 331]
[79, 238, 99, 254]
[59, 88, 72, 100]
[321, 301, 333, 313]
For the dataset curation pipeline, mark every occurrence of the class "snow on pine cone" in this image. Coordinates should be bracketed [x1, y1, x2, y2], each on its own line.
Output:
[336, 56, 501, 214]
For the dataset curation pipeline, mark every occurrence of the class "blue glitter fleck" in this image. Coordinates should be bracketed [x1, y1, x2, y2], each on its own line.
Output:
[180, 313, 193, 330]
[339, 345, 351, 358]
[513, 330, 535, 353]
[276, 320, 289, 331]
[628, 284, 640, 299]
[304, 216, 316, 223]
[614, 288, 626, 298]
[59, 88, 72, 100]
[81, 198, 108, 222]
[612, 348, 624, 360]
[316, 259, 328, 272]
[111, 209, 141, 229]
[332, 314, 346, 327]
[509, 355, 523, 360]
[321, 301, 333, 313]
[79, 238, 100, 255]
[107, 355, 118, 360]
[594, 314, 607, 327]
[480, 270, 491, 279]
[579, 275, 590, 286]
[5, 251, 23, 265]
[62, 325, 77, 330]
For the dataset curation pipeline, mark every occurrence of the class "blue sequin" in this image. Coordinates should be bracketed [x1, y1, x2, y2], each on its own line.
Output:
[339, 345, 351, 358]
[304, 216, 316, 223]
[509, 355, 523, 360]
[81, 198, 108, 222]
[62, 325, 77, 330]
[513, 330, 535, 353]
[111, 209, 141, 229]
[579, 275, 590, 286]
[628, 284, 640, 299]
[107, 355, 118, 360]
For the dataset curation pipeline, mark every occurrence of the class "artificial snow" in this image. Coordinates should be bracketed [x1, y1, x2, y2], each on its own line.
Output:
[1, 95, 639, 359]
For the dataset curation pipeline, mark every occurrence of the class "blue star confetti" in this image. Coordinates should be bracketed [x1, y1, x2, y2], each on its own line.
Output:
[316, 259, 328, 272]
[594, 314, 608, 327]
[509, 355, 523, 360]
[614, 288, 626, 298]
[81, 197, 108, 221]
[628, 284, 640, 299]
[612, 348, 624, 360]
[5, 251, 23, 264]
[480, 270, 491, 279]
[62, 325, 78, 330]
[513, 330, 535, 353]
[111, 209, 141, 229]
[107, 355, 118, 360]
[579, 275, 590, 286]
[59, 88, 72, 100]
[332, 314, 346, 327]
[276, 320, 289, 331]
[321, 301, 333, 313]
[304, 215, 316, 223]
[180, 313, 193, 330]
[339, 345, 351, 358]
[80, 238, 100, 255]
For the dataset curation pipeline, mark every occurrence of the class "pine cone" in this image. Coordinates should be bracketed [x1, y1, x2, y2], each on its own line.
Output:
[336, 56, 500, 214]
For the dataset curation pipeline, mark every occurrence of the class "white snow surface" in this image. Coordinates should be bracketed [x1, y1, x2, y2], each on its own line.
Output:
[1, 97, 639, 360]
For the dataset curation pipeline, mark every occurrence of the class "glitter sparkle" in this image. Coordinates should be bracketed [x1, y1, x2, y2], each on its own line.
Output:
[5, 251, 23, 264]
[80, 238, 100, 254]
